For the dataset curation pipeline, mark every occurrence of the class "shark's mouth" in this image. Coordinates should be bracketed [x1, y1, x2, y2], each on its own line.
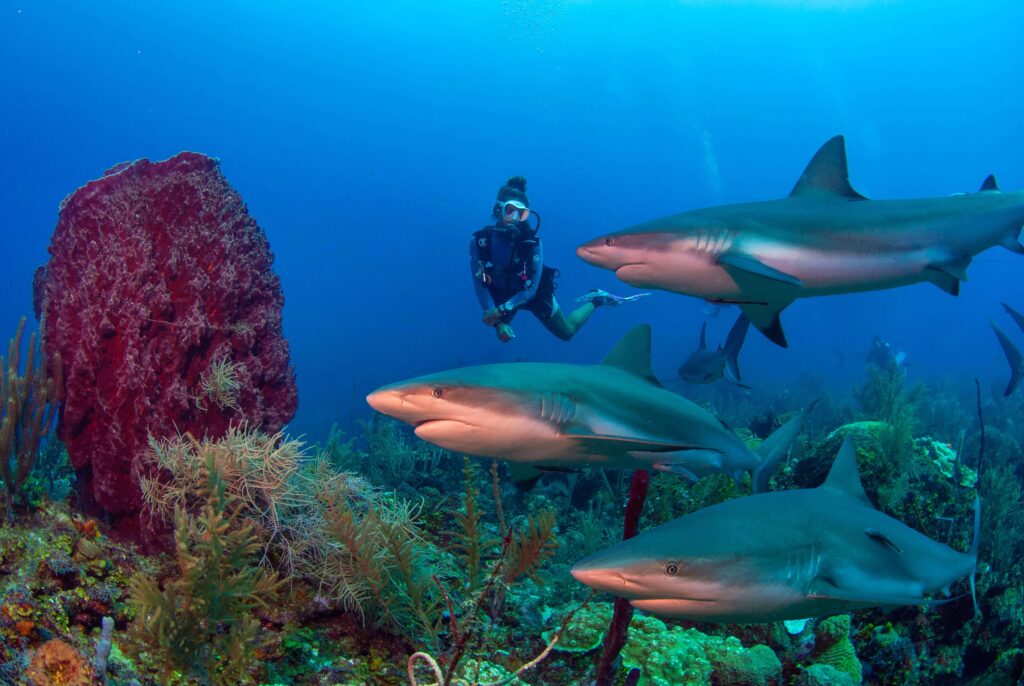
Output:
[615, 264, 653, 286]
[414, 419, 473, 434]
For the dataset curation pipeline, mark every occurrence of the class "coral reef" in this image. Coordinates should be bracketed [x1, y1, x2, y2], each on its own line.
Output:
[33, 152, 297, 524]
[812, 615, 862, 684]
[1, 317, 62, 521]
[25, 638, 97, 686]
[550, 602, 782, 685]
[127, 455, 283, 685]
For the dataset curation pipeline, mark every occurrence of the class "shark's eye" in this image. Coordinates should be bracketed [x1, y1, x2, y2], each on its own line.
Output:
[431, 386, 444, 399]
[604, 237, 616, 246]
[665, 561, 679, 576]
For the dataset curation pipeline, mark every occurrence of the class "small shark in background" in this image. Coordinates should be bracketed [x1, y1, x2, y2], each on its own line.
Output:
[678, 313, 750, 387]
[577, 135, 1024, 347]
[992, 302, 1024, 396]
[367, 325, 811, 490]
[572, 438, 979, 623]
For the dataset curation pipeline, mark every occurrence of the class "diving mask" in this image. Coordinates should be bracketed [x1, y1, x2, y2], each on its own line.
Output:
[500, 200, 530, 223]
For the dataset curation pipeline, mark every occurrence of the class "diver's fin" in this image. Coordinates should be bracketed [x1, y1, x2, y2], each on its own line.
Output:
[698, 321, 707, 350]
[600, 324, 662, 386]
[789, 135, 868, 201]
[820, 437, 872, 505]
[723, 313, 750, 383]
[739, 301, 792, 348]
[979, 174, 999, 192]
[1002, 302, 1024, 335]
[507, 463, 545, 491]
[718, 252, 803, 287]
[752, 401, 815, 493]
[991, 321, 1023, 396]
[865, 528, 903, 554]
[923, 268, 961, 296]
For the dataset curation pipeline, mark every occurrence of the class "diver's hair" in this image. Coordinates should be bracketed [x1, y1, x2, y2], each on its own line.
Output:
[495, 176, 529, 209]
[505, 176, 527, 192]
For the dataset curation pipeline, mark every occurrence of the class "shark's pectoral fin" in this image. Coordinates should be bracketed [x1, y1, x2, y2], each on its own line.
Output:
[714, 255, 798, 349]
[563, 431, 707, 455]
[924, 268, 961, 296]
[652, 450, 725, 480]
[652, 463, 701, 481]
[807, 581, 957, 609]
[738, 301, 793, 348]
[718, 252, 803, 287]
[865, 528, 903, 554]
[1002, 225, 1024, 255]
[929, 255, 972, 282]
[507, 463, 545, 491]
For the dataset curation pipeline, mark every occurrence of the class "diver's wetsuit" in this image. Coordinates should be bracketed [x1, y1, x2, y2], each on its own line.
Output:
[470, 222, 558, 322]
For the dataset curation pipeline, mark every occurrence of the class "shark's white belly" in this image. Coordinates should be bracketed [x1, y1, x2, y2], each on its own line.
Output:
[415, 413, 565, 462]
[624, 239, 949, 299]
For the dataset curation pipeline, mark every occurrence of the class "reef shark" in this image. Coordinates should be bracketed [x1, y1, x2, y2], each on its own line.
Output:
[577, 135, 1024, 347]
[571, 438, 980, 623]
[366, 325, 810, 490]
[678, 313, 750, 387]
[992, 302, 1024, 396]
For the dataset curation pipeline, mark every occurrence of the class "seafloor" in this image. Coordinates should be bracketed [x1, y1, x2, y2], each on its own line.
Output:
[2, 358, 1023, 686]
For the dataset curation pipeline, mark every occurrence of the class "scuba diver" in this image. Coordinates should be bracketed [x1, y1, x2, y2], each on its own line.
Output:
[470, 177, 646, 343]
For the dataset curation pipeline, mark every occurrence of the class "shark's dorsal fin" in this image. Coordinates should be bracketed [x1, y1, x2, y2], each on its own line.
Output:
[821, 438, 872, 505]
[601, 324, 662, 386]
[979, 174, 999, 192]
[698, 321, 707, 350]
[789, 135, 867, 201]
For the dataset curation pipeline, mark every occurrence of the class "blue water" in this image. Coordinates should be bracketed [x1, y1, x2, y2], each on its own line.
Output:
[2, 1, 1022, 440]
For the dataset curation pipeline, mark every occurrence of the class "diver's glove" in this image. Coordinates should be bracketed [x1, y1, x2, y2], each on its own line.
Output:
[482, 308, 502, 326]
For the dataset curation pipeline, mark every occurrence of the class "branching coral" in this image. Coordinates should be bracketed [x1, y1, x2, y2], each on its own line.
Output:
[417, 457, 561, 685]
[140, 425, 450, 645]
[194, 357, 245, 412]
[128, 454, 283, 685]
[1, 317, 62, 522]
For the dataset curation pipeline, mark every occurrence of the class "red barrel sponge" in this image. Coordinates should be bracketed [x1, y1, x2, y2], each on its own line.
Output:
[34, 152, 298, 519]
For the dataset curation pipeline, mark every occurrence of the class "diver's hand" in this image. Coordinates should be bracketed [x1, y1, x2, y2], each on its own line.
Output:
[482, 308, 502, 326]
[496, 323, 515, 342]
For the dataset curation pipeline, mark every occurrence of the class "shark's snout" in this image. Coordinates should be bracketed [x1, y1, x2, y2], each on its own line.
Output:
[571, 552, 638, 596]
[576, 242, 599, 263]
[366, 386, 405, 415]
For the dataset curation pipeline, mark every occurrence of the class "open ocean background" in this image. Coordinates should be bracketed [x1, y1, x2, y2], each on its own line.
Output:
[2, 0, 1023, 442]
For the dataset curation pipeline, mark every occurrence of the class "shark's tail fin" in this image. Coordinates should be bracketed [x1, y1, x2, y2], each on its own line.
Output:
[752, 400, 816, 493]
[991, 321, 1023, 396]
[723, 313, 750, 384]
[968, 495, 981, 616]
